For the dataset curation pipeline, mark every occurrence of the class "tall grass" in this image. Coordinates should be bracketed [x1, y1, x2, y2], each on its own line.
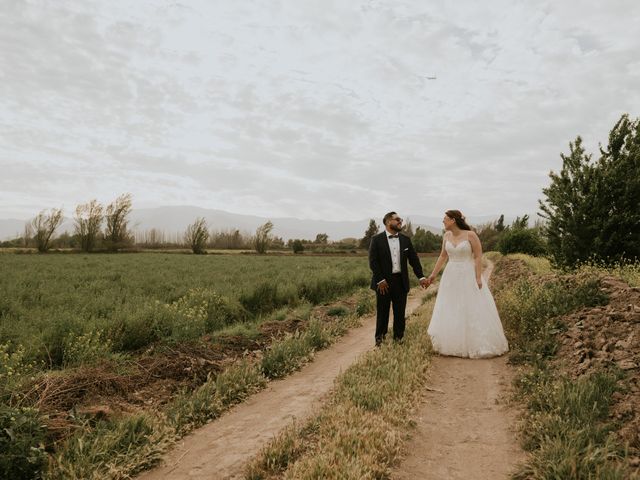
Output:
[577, 260, 640, 287]
[245, 301, 435, 479]
[0, 255, 371, 365]
[49, 312, 362, 479]
[496, 273, 607, 365]
[493, 255, 633, 479]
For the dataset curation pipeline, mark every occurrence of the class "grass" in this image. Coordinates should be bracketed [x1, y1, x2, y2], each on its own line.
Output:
[577, 260, 640, 288]
[47, 311, 363, 479]
[245, 299, 435, 479]
[0, 254, 372, 365]
[0, 253, 435, 478]
[492, 254, 634, 479]
[505, 253, 553, 275]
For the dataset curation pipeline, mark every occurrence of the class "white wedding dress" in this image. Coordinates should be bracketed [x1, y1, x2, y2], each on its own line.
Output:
[427, 239, 509, 358]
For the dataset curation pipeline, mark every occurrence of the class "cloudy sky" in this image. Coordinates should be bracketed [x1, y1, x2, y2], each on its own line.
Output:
[1, 0, 639, 222]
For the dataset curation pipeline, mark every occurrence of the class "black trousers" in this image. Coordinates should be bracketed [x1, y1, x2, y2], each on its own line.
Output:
[375, 273, 408, 344]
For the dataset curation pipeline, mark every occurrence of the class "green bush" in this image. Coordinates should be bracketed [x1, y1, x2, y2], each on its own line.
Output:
[497, 228, 546, 256]
[0, 405, 47, 480]
[240, 283, 296, 315]
[63, 329, 112, 367]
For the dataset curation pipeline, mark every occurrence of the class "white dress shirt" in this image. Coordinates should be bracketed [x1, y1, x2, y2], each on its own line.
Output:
[385, 230, 402, 274]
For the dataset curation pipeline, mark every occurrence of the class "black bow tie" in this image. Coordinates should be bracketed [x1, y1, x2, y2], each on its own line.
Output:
[388, 234, 399, 239]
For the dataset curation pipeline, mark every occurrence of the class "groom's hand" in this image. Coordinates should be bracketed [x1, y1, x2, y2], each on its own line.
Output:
[377, 280, 389, 295]
[419, 278, 430, 289]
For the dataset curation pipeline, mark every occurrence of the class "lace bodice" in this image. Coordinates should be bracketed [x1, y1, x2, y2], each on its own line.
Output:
[445, 239, 473, 262]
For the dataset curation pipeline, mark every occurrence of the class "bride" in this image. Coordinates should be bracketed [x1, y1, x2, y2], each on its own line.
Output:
[426, 210, 508, 358]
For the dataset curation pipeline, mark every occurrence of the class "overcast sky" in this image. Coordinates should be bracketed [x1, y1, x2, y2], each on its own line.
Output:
[1, 0, 639, 222]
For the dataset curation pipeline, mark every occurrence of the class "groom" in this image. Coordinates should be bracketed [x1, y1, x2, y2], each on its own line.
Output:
[369, 212, 429, 346]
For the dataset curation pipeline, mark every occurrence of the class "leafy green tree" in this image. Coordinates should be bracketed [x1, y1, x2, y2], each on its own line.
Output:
[359, 219, 379, 249]
[31, 208, 64, 252]
[184, 217, 209, 254]
[412, 227, 442, 253]
[497, 228, 546, 256]
[539, 114, 640, 266]
[255, 220, 274, 254]
[495, 214, 505, 232]
[291, 239, 305, 254]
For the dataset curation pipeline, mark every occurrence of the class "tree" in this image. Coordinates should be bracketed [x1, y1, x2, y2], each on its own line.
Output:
[291, 239, 305, 254]
[510, 215, 529, 230]
[412, 227, 442, 253]
[31, 208, 64, 252]
[539, 114, 640, 266]
[255, 220, 274, 254]
[22, 222, 33, 248]
[104, 193, 133, 251]
[314, 233, 328, 244]
[359, 219, 379, 249]
[404, 219, 414, 238]
[74, 199, 103, 252]
[495, 214, 505, 232]
[497, 228, 546, 256]
[184, 217, 209, 254]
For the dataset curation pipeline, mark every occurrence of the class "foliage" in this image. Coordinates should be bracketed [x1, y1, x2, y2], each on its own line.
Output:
[359, 219, 379, 249]
[493, 256, 632, 478]
[74, 200, 103, 252]
[63, 330, 112, 367]
[246, 300, 435, 479]
[31, 208, 64, 253]
[539, 114, 640, 267]
[412, 226, 442, 253]
[49, 413, 171, 480]
[314, 233, 328, 244]
[0, 254, 371, 364]
[496, 273, 607, 364]
[0, 405, 47, 480]
[103, 193, 133, 251]
[291, 239, 304, 254]
[497, 227, 546, 256]
[184, 217, 209, 254]
[254, 221, 274, 254]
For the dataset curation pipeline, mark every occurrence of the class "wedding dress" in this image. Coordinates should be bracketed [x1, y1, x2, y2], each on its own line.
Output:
[427, 239, 509, 358]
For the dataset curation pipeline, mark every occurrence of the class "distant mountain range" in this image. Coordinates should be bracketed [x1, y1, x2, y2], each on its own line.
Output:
[0, 206, 507, 241]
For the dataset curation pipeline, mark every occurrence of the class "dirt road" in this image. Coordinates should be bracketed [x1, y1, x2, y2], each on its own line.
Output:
[391, 355, 524, 479]
[138, 288, 430, 480]
[140, 260, 524, 479]
[392, 260, 525, 479]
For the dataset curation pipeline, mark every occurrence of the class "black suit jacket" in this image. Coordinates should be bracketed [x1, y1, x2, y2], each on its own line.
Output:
[368, 231, 424, 292]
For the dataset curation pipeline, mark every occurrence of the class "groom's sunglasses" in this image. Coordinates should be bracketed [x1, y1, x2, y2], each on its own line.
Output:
[393, 217, 403, 223]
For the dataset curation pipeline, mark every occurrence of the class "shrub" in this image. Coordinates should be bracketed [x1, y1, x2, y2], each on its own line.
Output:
[497, 228, 546, 256]
[0, 343, 37, 402]
[0, 405, 47, 480]
[240, 283, 295, 315]
[63, 329, 112, 367]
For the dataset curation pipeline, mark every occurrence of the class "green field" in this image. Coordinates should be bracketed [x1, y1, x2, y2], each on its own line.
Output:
[0, 253, 398, 366]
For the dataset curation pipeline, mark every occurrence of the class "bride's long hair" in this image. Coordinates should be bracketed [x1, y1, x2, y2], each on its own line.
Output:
[445, 210, 472, 231]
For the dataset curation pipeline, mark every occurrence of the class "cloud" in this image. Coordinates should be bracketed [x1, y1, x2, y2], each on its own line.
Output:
[1, 0, 639, 220]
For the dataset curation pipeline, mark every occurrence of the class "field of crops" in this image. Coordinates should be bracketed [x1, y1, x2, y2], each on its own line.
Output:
[0, 253, 381, 366]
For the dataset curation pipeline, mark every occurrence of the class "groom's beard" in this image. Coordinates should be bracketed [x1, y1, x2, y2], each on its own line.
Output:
[390, 224, 402, 233]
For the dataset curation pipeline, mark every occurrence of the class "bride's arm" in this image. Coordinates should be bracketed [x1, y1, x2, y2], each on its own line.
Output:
[468, 231, 483, 288]
[427, 234, 449, 283]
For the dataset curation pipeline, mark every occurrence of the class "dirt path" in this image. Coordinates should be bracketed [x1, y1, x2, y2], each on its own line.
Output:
[391, 356, 524, 479]
[138, 288, 430, 480]
[392, 260, 526, 480]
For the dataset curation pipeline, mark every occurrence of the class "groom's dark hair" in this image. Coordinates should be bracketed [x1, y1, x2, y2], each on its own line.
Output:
[383, 211, 397, 225]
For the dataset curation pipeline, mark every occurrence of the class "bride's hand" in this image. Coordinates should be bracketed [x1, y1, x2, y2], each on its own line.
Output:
[476, 278, 483, 289]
